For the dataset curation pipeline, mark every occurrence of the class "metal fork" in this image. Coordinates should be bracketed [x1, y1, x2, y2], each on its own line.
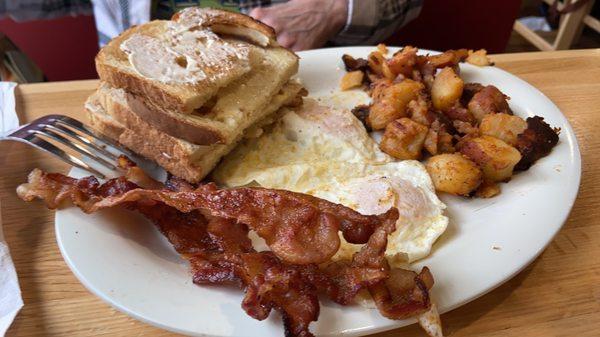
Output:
[1, 114, 131, 178]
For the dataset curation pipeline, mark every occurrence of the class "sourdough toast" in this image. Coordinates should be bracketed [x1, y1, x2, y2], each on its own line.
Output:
[86, 80, 304, 182]
[98, 43, 298, 145]
[96, 8, 291, 116]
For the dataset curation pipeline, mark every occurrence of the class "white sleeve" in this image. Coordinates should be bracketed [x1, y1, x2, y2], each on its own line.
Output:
[91, 0, 151, 46]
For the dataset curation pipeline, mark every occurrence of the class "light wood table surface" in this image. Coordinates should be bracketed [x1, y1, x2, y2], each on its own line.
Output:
[2, 49, 599, 337]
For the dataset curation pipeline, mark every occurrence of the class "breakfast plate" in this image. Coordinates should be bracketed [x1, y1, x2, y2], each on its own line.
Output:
[55, 47, 581, 336]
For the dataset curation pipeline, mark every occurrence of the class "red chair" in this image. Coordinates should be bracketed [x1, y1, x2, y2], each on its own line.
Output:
[0, 15, 99, 81]
[387, 0, 522, 53]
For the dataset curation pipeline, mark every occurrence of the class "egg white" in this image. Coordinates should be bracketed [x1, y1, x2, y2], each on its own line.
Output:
[214, 99, 448, 265]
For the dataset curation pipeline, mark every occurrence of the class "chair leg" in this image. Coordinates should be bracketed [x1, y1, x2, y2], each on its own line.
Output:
[583, 14, 600, 33]
[513, 20, 554, 51]
[553, 0, 596, 50]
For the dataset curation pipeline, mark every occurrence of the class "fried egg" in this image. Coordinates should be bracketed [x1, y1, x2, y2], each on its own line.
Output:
[213, 99, 447, 265]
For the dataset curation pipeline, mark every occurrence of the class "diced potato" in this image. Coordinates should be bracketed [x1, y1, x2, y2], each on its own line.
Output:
[366, 71, 381, 83]
[380, 118, 429, 160]
[340, 70, 365, 91]
[468, 85, 511, 123]
[428, 120, 456, 154]
[475, 180, 501, 198]
[480, 113, 527, 146]
[368, 51, 386, 76]
[431, 67, 464, 111]
[427, 49, 469, 68]
[459, 135, 522, 182]
[466, 49, 493, 66]
[370, 78, 392, 100]
[424, 128, 438, 155]
[381, 61, 396, 81]
[368, 79, 424, 130]
[387, 46, 417, 77]
[408, 94, 433, 126]
[438, 130, 456, 153]
[427, 52, 454, 69]
[368, 50, 396, 80]
[426, 153, 483, 196]
[453, 120, 479, 136]
[377, 43, 388, 54]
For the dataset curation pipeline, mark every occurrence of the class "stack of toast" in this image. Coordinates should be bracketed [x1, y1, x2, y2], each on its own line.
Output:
[85, 8, 303, 182]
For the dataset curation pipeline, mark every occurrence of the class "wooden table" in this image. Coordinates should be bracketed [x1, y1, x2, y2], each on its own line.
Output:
[2, 49, 599, 337]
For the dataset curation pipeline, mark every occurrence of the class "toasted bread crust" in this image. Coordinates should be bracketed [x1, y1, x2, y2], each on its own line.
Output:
[96, 8, 297, 118]
[121, 89, 225, 144]
[100, 80, 303, 147]
[87, 109, 125, 140]
[95, 21, 200, 113]
[172, 8, 276, 46]
[88, 81, 305, 183]
[96, 17, 252, 115]
[87, 103, 210, 183]
[96, 60, 192, 113]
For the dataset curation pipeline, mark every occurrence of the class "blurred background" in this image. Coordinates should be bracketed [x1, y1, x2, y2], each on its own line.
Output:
[0, 0, 598, 82]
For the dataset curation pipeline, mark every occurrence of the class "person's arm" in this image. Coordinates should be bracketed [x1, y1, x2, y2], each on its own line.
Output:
[248, 0, 423, 50]
[332, 0, 423, 45]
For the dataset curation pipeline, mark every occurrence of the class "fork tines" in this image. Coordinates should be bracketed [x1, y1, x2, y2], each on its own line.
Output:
[2, 114, 130, 178]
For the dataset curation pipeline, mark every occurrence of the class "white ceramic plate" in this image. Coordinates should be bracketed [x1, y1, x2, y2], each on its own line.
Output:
[55, 47, 581, 337]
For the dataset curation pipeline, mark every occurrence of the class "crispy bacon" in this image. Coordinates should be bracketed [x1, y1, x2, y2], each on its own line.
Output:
[137, 202, 319, 336]
[467, 85, 512, 122]
[515, 116, 560, 170]
[351, 215, 433, 319]
[238, 252, 320, 337]
[90, 175, 321, 336]
[460, 82, 485, 106]
[351, 104, 372, 132]
[118, 156, 164, 189]
[18, 170, 397, 265]
[131, 181, 356, 337]
[370, 267, 434, 319]
[311, 226, 393, 306]
[341, 54, 368, 72]
[444, 104, 475, 124]
[17, 168, 437, 336]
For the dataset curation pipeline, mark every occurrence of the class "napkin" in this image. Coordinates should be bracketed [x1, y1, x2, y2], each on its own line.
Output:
[0, 82, 18, 135]
[0, 81, 23, 336]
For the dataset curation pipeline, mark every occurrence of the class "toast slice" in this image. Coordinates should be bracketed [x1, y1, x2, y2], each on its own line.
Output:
[95, 8, 285, 116]
[86, 80, 304, 183]
[98, 43, 298, 145]
[172, 7, 276, 47]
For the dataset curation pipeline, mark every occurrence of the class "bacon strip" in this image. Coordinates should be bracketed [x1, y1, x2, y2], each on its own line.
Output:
[17, 168, 436, 336]
[18, 169, 397, 265]
[515, 116, 560, 171]
[138, 204, 319, 337]
[348, 212, 433, 319]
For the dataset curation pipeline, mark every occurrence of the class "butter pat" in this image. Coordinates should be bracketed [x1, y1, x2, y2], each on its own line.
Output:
[121, 34, 207, 84]
[120, 22, 250, 84]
